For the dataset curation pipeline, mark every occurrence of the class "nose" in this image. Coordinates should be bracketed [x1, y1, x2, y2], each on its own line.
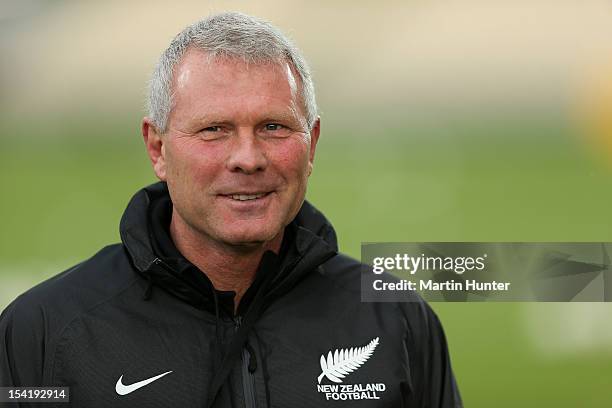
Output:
[225, 128, 268, 174]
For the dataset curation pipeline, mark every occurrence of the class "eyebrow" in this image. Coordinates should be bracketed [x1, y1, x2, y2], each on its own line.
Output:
[193, 109, 302, 126]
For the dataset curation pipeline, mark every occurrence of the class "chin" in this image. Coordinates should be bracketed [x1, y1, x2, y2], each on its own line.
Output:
[218, 226, 282, 247]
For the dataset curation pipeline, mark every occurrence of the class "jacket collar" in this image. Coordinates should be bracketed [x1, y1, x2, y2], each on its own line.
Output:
[119, 182, 338, 311]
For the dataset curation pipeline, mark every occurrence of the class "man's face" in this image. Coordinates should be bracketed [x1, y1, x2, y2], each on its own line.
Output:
[144, 48, 319, 247]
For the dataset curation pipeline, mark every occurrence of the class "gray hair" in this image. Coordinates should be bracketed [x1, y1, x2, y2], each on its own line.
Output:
[147, 11, 317, 133]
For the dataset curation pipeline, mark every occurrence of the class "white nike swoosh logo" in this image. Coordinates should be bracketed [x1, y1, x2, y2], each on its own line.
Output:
[115, 371, 173, 396]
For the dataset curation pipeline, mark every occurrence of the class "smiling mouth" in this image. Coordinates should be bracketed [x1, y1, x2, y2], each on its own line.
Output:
[222, 192, 272, 201]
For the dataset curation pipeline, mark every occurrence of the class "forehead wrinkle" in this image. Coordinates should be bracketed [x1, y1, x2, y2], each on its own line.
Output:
[192, 90, 301, 126]
[171, 52, 307, 128]
[192, 101, 302, 127]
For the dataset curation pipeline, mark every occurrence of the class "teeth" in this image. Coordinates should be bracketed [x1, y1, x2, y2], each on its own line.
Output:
[230, 193, 266, 201]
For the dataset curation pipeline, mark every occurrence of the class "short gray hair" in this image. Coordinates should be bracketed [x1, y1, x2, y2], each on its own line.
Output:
[147, 11, 317, 133]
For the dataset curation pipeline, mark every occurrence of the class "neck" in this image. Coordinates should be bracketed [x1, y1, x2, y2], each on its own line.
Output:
[169, 209, 284, 308]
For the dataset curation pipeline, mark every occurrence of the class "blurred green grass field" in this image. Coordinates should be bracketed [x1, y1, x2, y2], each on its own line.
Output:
[1, 119, 611, 407]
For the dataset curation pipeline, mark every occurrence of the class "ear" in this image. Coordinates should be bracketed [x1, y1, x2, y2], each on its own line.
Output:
[307, 117, 321, 176]
[142, 117, 167, 181]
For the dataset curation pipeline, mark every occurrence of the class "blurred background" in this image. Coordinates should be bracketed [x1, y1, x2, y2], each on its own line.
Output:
[1, 0, 612, 406]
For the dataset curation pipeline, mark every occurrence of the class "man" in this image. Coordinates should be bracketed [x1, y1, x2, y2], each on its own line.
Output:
[0, 12, 462, 407]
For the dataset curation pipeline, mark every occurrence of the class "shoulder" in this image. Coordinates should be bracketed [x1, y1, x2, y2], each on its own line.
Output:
[0, 244, 142, 385]
[317, 252, 363, 287]
[317, 251, 442, 330]
[317, 252, 420, 300]
[1, 244, 140, 338]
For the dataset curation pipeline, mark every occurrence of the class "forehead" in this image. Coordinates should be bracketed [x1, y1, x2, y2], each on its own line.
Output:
[170, 48, 300, 122]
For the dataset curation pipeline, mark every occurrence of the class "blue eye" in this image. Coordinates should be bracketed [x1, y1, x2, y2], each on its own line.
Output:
[265, 124, 282, 131]
[202, 126, 221, 132]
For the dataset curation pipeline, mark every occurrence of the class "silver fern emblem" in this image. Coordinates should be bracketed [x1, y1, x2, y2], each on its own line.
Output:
[317, 337, 380, 384]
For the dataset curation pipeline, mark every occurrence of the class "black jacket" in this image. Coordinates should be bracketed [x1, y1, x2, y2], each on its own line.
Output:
[1, 182, 462, 407]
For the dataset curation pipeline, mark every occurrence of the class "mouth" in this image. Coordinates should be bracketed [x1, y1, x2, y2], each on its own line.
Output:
[220, 191, 273, 202]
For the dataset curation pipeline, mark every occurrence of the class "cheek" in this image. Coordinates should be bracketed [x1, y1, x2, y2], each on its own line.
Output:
[273, 138, 310, 176]
[165, 141, 222, 188]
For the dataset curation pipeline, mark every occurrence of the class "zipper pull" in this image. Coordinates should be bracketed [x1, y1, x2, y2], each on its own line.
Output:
[246, 343, 258, 373]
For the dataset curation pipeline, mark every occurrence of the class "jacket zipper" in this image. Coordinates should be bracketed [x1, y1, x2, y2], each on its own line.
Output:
[235, 317, 257, 408]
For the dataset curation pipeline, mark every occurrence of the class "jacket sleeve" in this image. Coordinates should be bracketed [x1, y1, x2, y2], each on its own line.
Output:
[0, 297, 46, 388]
[403, 301, 463, 408]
